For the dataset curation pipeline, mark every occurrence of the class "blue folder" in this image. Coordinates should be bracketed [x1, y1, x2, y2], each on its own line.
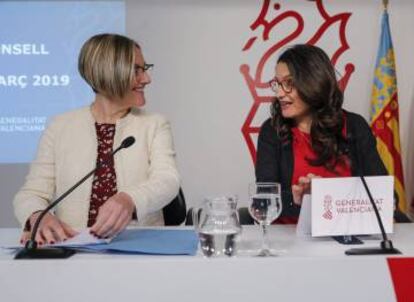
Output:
[65, 229, 199, 255]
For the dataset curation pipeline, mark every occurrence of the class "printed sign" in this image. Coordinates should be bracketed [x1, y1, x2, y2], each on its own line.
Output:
[311, 176, 394, 236]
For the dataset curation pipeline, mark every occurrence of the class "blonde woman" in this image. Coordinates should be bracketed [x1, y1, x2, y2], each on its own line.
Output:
[14, 33, 180, 245]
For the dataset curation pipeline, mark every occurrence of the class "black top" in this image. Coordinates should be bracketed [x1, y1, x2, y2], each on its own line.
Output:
[255, 111, 389, 221]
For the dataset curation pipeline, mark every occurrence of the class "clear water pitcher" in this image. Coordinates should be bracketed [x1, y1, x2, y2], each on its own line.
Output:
[193, 195, 242, 257]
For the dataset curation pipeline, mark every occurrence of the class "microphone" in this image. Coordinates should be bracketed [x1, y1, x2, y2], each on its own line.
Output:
[119, 136, 135, 149]
[14, 136, 135, 259]
[344, 133, 401, 255]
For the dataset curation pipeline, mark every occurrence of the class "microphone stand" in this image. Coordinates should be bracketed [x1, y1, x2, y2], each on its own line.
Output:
[14, 136, 135, 259]
[345, 135, 400, 255]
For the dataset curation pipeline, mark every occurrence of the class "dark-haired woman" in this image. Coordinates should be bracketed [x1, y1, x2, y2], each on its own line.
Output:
[255, 44, 388, 224]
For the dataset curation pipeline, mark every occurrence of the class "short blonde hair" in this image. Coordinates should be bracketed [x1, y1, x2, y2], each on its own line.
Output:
[78, 33, 138, 99]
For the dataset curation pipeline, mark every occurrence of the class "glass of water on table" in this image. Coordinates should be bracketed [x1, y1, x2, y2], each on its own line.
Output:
[248, 182, 282, 256]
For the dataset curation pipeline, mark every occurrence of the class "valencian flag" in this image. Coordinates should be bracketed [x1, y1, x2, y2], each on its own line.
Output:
[370, 10, 408, 217]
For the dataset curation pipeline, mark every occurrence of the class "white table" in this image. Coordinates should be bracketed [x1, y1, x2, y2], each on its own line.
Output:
[1, 224, 413, 302]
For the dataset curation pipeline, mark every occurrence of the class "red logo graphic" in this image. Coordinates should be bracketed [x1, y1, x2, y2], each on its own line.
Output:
[240, 0, 355, 163]
[322, 194, 333, 220]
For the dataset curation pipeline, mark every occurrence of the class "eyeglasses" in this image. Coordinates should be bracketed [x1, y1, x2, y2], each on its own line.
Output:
[269, 77, 294, 94]
[134, 63, 154, 76]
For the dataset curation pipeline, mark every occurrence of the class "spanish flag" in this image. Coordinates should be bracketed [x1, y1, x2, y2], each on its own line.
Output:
[370, 10, 408, 217]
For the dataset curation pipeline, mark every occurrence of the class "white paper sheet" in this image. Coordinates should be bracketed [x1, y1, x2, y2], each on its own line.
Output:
[2, 228, 111, 249]
[51, 228, 112, 247]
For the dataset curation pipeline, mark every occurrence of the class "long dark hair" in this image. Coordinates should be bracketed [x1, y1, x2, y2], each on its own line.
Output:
[271, 44, 347, 171]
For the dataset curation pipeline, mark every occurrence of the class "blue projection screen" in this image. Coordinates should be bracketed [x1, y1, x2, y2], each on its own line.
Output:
[0, 1, 125, 163]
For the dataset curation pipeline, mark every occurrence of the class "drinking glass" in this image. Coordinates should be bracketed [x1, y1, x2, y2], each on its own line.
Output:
[248, 182, 282, 256]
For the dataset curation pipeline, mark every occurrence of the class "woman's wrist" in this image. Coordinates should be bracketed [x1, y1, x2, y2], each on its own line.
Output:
[23, 210, 44, 231]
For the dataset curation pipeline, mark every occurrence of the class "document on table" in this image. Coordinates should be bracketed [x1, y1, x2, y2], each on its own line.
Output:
[2, 228, 112, 249]
[69, 229, 199, 255]
[3, 229, 199, 256]
[51, 228, 111, 247]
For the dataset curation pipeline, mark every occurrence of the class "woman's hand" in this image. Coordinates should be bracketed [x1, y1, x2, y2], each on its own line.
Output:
[20, 212, 78, 245]
[291, 173, 320, 206]
[90, 192, 135, 239]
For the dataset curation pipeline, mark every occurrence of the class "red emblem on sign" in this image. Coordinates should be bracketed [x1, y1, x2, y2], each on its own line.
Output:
[322, 194, 333, 220]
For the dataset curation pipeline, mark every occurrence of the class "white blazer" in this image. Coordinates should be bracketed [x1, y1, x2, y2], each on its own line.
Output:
[13, 106, 180, 229]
